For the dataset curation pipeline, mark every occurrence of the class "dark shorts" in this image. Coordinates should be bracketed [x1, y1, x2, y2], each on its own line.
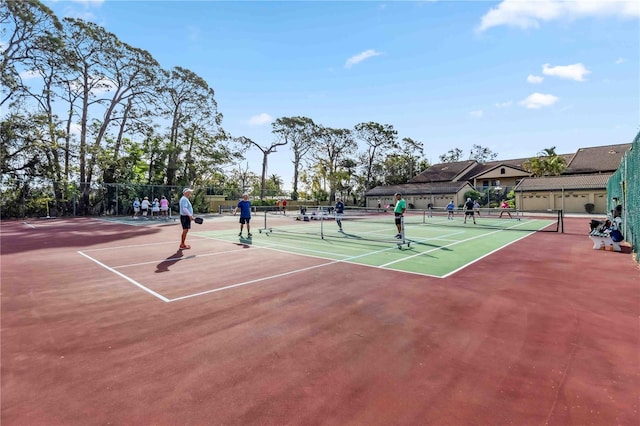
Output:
[395, 213, 403, 225]
[239, 217, 250, 224]
[180, 215, 191, 229]
[465, 210, 474, 216]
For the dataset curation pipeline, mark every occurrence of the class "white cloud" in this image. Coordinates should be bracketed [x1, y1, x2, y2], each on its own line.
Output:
[68, 75, 116, 95]
[477, 0, 640, 32]
[520, 92, 559, 109]
[48, 0, 103, 20]
[495, 101, 513, 108]
[345, 49, 382, 69]
[615, 57, 627, 64]
[470, 110, 484, 118]
[542, 63, 590, 81]
[19, 70, 40, 81]
[248, 113, 273, 126]
[527, 74, 544, 84]
[69, 122, 82, 136]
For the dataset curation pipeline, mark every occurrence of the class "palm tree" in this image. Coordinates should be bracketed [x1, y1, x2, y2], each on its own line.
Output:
[524, 146, 567, 176]
[268, 174, 283, 190]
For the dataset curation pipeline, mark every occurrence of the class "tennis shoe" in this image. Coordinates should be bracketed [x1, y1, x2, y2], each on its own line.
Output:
[247, 233, 252, 237]
[395, 234, 402, 239]
[238, 232, 242, 237]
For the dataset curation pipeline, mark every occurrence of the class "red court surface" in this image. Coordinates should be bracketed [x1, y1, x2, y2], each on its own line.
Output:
[1, 216, 639, 425]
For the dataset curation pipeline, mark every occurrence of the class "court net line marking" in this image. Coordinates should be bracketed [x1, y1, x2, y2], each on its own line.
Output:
[198, 230, 465, 280]
[380, 220, 551, 274]
[77, 250, 170, 302]
[380, 226, 530, 269]
[168, 230, 453, 302]
[167, 259, 342, 303]
[111, 246, 265, 269]
[80, 238, 210, 252]
[76, 221, 550, 303]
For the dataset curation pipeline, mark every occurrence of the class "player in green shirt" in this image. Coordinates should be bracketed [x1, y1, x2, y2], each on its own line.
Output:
[393, 193, 406, 239]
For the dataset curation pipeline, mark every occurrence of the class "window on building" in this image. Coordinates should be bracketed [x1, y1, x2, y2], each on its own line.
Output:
[500, 168, 506, 174]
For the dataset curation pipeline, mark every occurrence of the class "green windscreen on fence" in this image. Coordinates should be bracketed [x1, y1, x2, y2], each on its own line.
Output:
[607, 130, 639, 261]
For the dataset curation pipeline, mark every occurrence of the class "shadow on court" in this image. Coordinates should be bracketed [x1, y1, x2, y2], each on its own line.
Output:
[235, 236, 253, 247]
[155, 249, 190, 273]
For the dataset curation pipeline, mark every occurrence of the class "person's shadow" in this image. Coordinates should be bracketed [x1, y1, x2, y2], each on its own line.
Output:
[235, 235, 253, 248]
[155, 249, 188, 273]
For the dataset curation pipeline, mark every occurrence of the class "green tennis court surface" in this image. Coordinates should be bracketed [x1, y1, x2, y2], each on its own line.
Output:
[195, 213, 557, 278]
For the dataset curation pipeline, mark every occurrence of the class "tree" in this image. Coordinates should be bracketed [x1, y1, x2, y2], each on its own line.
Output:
[271, 116, 315, 200]
[158, 66, 225, 187]
[230, 162, 258, 196]
[400, 137, 424, 179]
[469, 144, 497, 163]
[382, 137, 425, 184]
[311, 126, 356, 202]
[439, 148, 463, 163]
[265, 173, 283, 196]
[236, 136, 288, 200]
[335, 158, 358, 202]
[523, 146, 567, 177]
[353, 122, 398, 190]
[0, 0, 62, 107]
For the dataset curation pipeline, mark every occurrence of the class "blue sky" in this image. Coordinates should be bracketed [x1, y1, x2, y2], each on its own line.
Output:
[45, 0, 639, 189]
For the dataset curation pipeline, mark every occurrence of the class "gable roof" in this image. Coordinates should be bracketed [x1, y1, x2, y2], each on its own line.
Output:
[460, 160, 529, 181]
[365, 181, 473, 197]
[563, 143, 631, 174]
[409, 160, 476, 183]
[515, 173, 613, 191]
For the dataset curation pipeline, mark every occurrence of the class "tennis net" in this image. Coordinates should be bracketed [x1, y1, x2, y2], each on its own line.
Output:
[256, 205, 562, 250]
[312, 206, 562, 233]
[257, 206, 412, 249]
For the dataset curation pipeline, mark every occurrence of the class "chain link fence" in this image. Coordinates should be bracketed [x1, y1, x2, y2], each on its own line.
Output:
[0, 179, 279, 219]
[607, 130, 638, 261]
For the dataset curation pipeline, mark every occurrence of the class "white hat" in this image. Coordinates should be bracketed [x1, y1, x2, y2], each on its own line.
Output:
[183, 188, 193, 194]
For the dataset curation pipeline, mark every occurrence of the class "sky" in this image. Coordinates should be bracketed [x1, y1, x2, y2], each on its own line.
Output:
[43, 0, 640, 190]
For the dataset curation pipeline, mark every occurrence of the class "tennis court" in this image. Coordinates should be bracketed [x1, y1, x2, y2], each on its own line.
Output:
[198, 209, 562, 278]
[1, 214, 638, 425]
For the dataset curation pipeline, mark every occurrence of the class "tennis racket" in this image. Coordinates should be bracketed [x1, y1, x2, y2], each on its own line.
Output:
[194, 217, 204, 224]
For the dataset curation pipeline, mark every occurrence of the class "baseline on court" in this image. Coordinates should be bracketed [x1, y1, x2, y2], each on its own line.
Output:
[77, 239, 338, 303]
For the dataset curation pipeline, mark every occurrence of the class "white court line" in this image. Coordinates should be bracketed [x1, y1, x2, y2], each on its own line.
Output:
[441, 231, 535, 278]
[81, 238, 210, 252]
[380, 220, 549, 270]
[168, 234, 420, 302]
[93, 217, 178, 227]
[167, 260, 340, 302]
[22, 221, 36, 229]
[77, 250, 170, 302]
[381, 228, 509, 268]
[112, 246, 264, 268]
[77, 221, 549, 303]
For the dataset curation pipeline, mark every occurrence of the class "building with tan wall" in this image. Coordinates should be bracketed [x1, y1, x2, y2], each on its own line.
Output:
[365, 143, 631, 214]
